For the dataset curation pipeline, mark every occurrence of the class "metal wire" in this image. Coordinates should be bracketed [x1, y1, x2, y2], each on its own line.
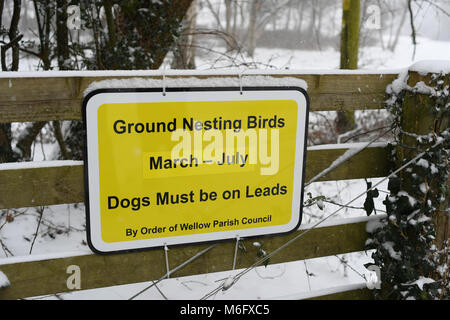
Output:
[128, 244, 217, 300]
[232, 236, 240, 270]
[162, 68, 166, 96]
[305, 126, 394, 187]
[238, 71, 244, 94]
[164, 244, 170, 279]
[200, 138, 445, 300]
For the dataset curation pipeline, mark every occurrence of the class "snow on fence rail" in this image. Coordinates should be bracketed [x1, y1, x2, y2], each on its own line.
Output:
[0, 71, 401, 300]
[0, 72, 399, 122]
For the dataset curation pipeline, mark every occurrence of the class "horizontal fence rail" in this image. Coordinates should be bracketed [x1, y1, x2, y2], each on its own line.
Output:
[0, 215, 381, 300]
[0, 73, 398, 123]
[0, 144, 390, 209]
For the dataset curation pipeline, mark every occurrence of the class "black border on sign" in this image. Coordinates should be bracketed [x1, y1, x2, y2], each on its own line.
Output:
[82, 86, 310, 255]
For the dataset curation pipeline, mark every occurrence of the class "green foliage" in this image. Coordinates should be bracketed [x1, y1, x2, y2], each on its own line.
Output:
[366, 72, 450, 299]
[75, 0, 185, 70]
[363, 181, 379, 216]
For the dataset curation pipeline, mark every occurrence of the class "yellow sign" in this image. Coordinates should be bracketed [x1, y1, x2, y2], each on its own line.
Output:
[83, 87, 308, 253]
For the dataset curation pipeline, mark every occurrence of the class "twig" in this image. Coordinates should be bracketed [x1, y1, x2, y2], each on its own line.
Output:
[29, 206, 45, 254]
[323, 198, 387, 213]
[303, 260, 312, 291]
[180, 280, 208, 291]
[342, 125, 392, 143]
[254, 263, 286, 280]
[0, 238, 14, 257]
[422, 0, 450, 17]
[1, 33, 23, 70]
[151, 280, 168, 300]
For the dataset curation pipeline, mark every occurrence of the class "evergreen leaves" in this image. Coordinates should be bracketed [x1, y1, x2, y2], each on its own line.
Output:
[366, 72, 450, 300]
[363, 180, 379, 216]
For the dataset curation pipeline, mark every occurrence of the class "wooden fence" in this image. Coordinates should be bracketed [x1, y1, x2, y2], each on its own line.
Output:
[0, 71, 399, 300]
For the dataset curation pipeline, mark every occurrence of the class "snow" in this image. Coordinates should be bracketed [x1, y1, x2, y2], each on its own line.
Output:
[366, 219, 386, 234]
[0, 203, 88, 258]
[300, 214, 386, 231]
[430, 163, 439, 174]
[416, 158, 429, 169]
[386, 69, 409, 96]
[386, 60, 449, 100]
[419, 183, 428, 194]
[221, 276, 235, 291]
[382, 242, 402, 261]
[0, 250, 91, 266]
[0, 68, 404, 79]
[0, 160, 83, 171]
[193, 36, 450, 72]
[274, 283, 367, 300]
[397, 191, 418, 207]
[0, 270, 10, 289]
[365, 272, 380, 290]
[402, 276, 435, 291]
[84, 75, 308, 96]
[411, 81, 437, 96]
[409, 60, 450, 75]
[307, 141, 388, 151]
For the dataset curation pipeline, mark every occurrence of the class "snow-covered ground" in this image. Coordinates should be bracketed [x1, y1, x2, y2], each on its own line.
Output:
[192, 35, 450, 71]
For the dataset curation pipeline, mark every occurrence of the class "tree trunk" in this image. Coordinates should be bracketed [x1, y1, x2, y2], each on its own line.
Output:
[388, 4, 408, 52]
[0, 0, 21, 163]
[56, 0, 70, 70]
[0, 124, 16, 163]
[171, 0, 198, 69]
[306, 0, 316, 35]
[103, 0, 117, 49]
[232, 0, 238, 41]
[337, 0, 360, 136]
[52, 121, 69, 160]
[15, 122, 47, 160]
[247, 0, 261, 57]
[295, 1, 305, 32]
[224, 0, 236, 51]
[11, 1, 53, 162]
[340, 0, 360, 69]
[225, 0, 232, 34]
[0, 0, 4, 29]
[9, 0, 21, 71]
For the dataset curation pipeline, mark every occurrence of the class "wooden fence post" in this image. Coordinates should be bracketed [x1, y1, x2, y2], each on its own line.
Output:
[399, 70, 449, 249]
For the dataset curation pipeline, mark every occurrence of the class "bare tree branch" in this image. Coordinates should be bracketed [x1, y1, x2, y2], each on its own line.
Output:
[407, 0, 417, 60]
